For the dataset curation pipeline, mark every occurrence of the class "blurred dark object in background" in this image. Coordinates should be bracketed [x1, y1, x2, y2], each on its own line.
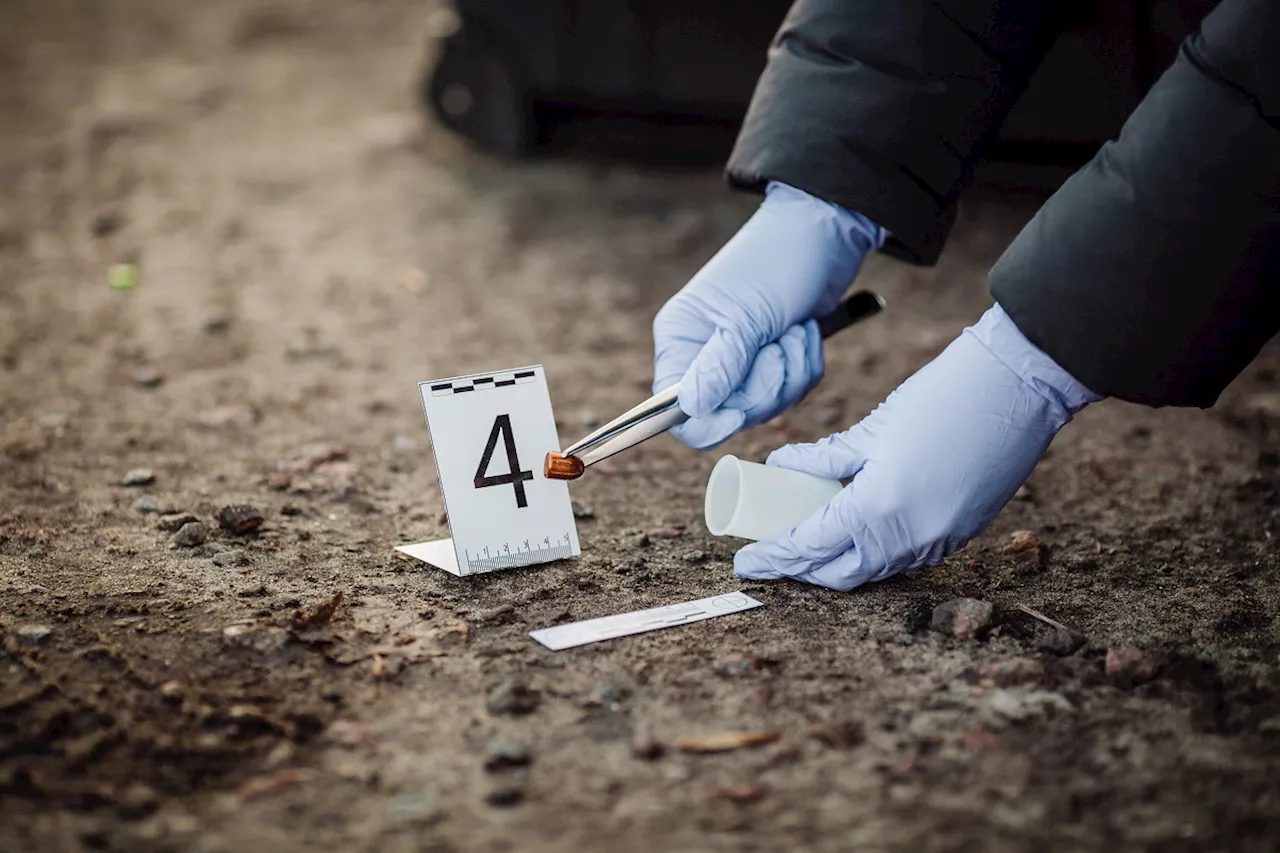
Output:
[422, 0, 1218, 171]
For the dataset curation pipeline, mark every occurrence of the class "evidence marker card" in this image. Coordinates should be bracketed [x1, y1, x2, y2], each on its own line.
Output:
[398, 365, 579, 577]
[529, 592, 763, 650]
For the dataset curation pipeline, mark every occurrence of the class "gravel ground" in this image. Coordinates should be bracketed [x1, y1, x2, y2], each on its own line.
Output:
[2, 2, 1279, 851]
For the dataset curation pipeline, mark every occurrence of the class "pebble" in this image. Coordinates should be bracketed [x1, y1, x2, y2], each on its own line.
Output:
[646, 527, 683, 539]
[172, 521, 208, 548]
[212, 551, 245, 567]
[486, 679, 540, 716]
[279, 442, 347, 473]
[1009, 530, 1042, 553]
[808, 721, 864, 749]
[591, 683, 624, 706]
[1105, 646, 1162, 684]
[132, 496, 163, 513]
[976, 657, 1046, 687]
[473, 603, 514, 624]
[484, 785, 524, 807]
[280, 504, 303, 517]
[713, 784, 767, 804]
[630, 733, 664, 760]
[483, 739, 532, 771]
[159, 681, 183, 699]
[267, 472, 293, 491]
[682, 550, 708, 563]
[1039, 628, 1086, 656]
[385, 791, 440, 827]
[571, 501, 594, 520]
[121, 468, 155, 487]
[988, 689, 1073, 721]
[131, 366, 163, 389]
[219, 505, 264, 535]
[930, 598, 993, 640]
[157, 513, 199, 532]
[17, 624, 53, 645]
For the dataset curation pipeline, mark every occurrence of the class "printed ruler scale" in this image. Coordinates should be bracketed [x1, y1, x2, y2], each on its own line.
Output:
[396, 364, 580, 577]
[464, 532, 575, 573]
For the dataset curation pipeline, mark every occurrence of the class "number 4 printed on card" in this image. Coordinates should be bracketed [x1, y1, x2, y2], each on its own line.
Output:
[395, 366, 580, 576]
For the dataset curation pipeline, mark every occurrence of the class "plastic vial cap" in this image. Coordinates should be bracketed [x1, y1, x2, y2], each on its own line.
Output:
[704, 454, 844, 542]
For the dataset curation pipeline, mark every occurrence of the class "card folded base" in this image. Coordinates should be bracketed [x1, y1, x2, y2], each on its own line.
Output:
[394, 539, 461, 576]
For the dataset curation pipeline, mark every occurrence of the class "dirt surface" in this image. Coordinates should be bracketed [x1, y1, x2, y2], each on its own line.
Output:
[3, 2, 1280, 851]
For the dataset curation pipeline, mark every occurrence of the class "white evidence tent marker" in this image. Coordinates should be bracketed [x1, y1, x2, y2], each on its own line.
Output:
[395, 365, 579, 576]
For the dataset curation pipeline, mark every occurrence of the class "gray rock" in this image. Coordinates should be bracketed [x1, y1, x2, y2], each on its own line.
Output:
[121, 468, 155, 487]
[172, 521, 208, 548]
[132, 366, 164, 389]
[486, 678, 540, 716]
[681, 550, 708, 563]
[485, 785, 524, 807]
[930, 598, 994, 640]
[158, 513, 199, 532]
[571, 501, 594, 520]
[133, 496, 162, 513]
[17, 624, 53, 645]
[384, 791, 440, 827]
[212, 551, 244, 567]
[484, 739, 532, 770]
[592, 683, 624, 706]
[1039, 628, 1086, 656]
[987, 689, 1074, 722]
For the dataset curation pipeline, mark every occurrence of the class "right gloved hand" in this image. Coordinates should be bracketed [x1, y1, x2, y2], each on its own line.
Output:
[652, 182, 884, 449]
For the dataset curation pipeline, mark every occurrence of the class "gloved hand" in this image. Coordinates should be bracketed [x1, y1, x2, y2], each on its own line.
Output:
[734, 303, 1101, 591]
[652, 182, 885, 449]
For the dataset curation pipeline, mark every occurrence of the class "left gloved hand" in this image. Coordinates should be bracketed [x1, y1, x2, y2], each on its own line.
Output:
[733, 303, 1101, 591]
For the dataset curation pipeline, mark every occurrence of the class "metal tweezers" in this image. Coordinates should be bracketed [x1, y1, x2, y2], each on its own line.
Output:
[559, 290, 885, 471]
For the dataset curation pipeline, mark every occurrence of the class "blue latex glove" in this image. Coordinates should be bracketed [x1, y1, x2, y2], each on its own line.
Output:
[652, 182, 885, 449]
[734, 303, 1101, 591]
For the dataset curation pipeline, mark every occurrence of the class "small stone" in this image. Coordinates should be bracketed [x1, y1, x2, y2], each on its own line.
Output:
[646, 527, 683, 539]
[132, 496, 162, 513]
[17, 624, 53, 645]
[280, 504, 302, 517]
[267, 472, 293, 491]
[682, 550, 708, 563]
[634, 533, 650, 548]
[116, 782, 160, 819]
[808, 721, 864, 749]
[571, 501, 594, 520]
[279, 442, 347, 473]
[159, 681, 183, 699]
[1105, 646, 1162, 684]
[483, 739, 532, 771]
[474, 604, 514, 624]
[393, 435, 418, 453]
[486, 679, 540, 716]
[592, 684, 624, 706]
[131, 366, 163, 389]
[212, 551, 245, 567]
[172, 521, 208, 547]
[713, 784, 767, 804]
[157, 513, 199, 532]
[485, 785, 524, 807]
[91, 208, 124, 237]
[930, 598, 993, 640]
[976, 657, 1046, 687]
[1013, 484, 1035, 502]
[219, 505, 264, 535]
[385, 792, 440, 827]
[1009, 530, 1042, 553]
[630, 733, 664, 760]
[987, 689, 1073, 721]
[121, 468, 155, 487]
[1039, 628, 1086, 656]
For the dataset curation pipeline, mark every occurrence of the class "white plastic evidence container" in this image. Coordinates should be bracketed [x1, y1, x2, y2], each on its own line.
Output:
[704, 454, 844, 542]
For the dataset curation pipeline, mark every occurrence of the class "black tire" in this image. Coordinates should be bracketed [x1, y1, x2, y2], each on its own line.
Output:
[425, 34, 531, 158]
